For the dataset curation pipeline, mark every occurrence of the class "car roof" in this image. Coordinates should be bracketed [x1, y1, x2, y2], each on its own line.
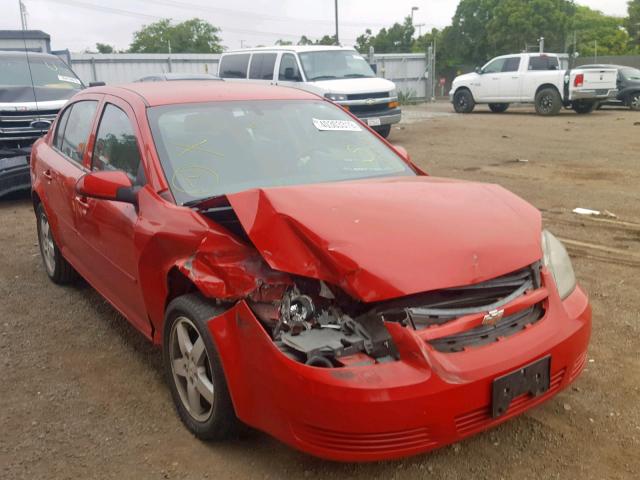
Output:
[0, 50, 65, 61]
[136, 73, 221, 82]
[580, 64, 628, 70]
[83, 81, 320, 106]
[224, 45, 356, 54]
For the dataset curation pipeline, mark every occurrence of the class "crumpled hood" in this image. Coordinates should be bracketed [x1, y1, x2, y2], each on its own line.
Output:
[226, 176, 542, 302]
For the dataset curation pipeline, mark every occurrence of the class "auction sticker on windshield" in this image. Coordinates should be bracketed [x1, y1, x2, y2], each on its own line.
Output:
[313, 118, 362, 132]
[58, 75, 81, 85]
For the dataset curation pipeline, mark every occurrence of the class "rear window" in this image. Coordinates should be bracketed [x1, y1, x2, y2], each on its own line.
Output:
[249, 53, 277, 80]
[528, 56, 559, 71]
[219, 54, 250, 79]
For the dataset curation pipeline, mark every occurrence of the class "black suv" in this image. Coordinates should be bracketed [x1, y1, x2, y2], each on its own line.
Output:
[581, 64, 640, 111]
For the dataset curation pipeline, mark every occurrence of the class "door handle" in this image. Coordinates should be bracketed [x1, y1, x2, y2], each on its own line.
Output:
[74, 195, 90, 213]
[512, 76, 520, 79]
[42, 169, 53, 181]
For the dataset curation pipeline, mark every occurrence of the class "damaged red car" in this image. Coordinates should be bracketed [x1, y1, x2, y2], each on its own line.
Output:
[30, 82, 591, 462]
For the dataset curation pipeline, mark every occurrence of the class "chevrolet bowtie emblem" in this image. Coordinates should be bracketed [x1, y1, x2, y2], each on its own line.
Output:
[482, 309, 504, 326]
[365, 98, 376, 105]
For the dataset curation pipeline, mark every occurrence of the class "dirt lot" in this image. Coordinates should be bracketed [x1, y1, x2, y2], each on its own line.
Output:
[2, 103, 639, 479]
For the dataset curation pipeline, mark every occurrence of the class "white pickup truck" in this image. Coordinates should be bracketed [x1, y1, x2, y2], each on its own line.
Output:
[450, 53, 618, 115]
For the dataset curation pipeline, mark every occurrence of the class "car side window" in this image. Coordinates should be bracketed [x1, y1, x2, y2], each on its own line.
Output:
[92, 104, 142, 183]
[483, 58, 506, 74]
[279, 53, 302, 81]
[249, 53, 277, 80]
[529, 56, 559, 71]
[502, 57, 521, 73]
[53, 106, 72, 150]
[219, 54, 250, 79]
[59, 100, 98, 164]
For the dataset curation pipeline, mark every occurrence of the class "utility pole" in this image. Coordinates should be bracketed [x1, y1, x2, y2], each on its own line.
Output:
[19, 0, 28, 30]
[539, 36, 544, 53]
[411, 6, 419, 22]
[415, 23, 425, 37]
[594, 40, 598, 62]
[334, 0, 339, 45]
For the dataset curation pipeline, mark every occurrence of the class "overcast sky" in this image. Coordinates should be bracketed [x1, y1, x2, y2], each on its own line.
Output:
[1, 0, 633, 52]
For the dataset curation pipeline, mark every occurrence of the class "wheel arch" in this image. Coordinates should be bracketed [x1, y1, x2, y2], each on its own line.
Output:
[535, 84, 561, 97]
[454, 86, 474, 99]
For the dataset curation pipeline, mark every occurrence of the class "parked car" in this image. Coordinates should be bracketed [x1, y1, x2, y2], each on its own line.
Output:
[0, 51, 84, 196]
[218, 46, 400, 138]
[580, 64, 640, 111]
[136, 72, 221, 82]
[31, 81, 591, 462]
[450, 53, 618, 115]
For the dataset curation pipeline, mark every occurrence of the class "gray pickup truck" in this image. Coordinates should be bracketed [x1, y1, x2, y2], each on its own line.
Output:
[0, 51, 84, 196]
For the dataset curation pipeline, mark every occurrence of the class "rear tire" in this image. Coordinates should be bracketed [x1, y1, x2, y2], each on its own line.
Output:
[453, 89, 475, 113]
[372, 124, 391, 138]
[163, 293, 240, 441]
[534, 88, 562, 116]
[36, 203, 77, 284]
[572, 101, 596, 114]
[489, 103, 509, 113]
[628, 92, 640, 111]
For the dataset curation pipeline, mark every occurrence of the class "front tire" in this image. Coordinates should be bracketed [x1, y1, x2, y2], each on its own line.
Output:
[453, 89, 475, 113]
[628, 92, 640, 111]
[572, 101, 596, 114]
[372, 124, 391, 138]
[489, 103, 509, 113]
[36, 203, 76, 284]
[535, 88, 562, 116]
[163, 293, 239, 441]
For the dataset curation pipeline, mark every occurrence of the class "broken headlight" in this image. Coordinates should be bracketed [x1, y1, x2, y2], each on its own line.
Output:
[541, 230, 576, 300]
[252, 280, 398, 368]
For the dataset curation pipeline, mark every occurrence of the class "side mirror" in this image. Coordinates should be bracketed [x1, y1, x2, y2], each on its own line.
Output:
[393, 145, 411, 162]
[76, 170, 137, 204]
[475, 66, 482, 74]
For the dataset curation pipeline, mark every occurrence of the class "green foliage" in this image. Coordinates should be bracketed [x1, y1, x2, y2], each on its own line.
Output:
[356, 16, 415, 53]
[397, 90, 416, 105]
[627, 0, 640, 50]
[573, 6, 631, 57]
[96, 43, 114, 54]
[275, 39, 293, 46]
[129, 18, 223, 53]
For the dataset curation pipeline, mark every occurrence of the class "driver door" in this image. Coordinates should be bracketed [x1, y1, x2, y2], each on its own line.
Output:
[74, 96, 151, 337]
[275, 52, 305, 88]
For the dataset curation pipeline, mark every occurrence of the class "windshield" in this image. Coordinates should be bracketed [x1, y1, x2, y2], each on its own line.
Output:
[0, 55, 83, 90]
[298, 50, 375, 81]
[147, 100, 414, 205]
[621, 67, 640, 81]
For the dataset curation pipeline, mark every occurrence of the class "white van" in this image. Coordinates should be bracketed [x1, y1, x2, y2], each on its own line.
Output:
[218, 46, 400, 138]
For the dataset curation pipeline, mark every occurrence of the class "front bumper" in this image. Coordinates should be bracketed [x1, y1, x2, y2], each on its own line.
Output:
[207, 271, 591, 462]
[572, 89, 618, 101]
[0, 152, 31, 197]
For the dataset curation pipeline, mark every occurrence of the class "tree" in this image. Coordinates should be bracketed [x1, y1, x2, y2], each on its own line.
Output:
[275, 39, 293, 46]
[356, 16, 415, 53]
[627, 0, 640, 50]
[96, 43, 114, 54]
[129, 18, 223, 53]
[572, 6, 631, 57]
[297, 35, 314, 46]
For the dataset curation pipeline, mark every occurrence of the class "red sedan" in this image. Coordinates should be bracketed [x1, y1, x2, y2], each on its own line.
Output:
[30, 81, 591, 462]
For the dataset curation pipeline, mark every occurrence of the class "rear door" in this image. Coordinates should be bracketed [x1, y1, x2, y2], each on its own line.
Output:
[38, 97, 100, 264]
[247, 52, 278, 84]
[521, 55, 561, 101]
[74, 96, 150, 336]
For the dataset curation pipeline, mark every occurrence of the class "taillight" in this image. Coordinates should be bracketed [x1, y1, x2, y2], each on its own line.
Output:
[574, 73, 584, 88]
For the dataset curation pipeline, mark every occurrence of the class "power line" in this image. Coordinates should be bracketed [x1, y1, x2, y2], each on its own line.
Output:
[31, 0, 358, 42]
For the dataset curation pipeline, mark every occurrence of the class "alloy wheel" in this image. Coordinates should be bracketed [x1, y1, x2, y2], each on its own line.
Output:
[38, 212, 56, 275]
[169, 316, 215, 422]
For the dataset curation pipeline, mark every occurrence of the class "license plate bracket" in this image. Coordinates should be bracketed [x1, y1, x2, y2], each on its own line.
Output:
[367, 117, 381, 127]
[492, 355, 551, 418]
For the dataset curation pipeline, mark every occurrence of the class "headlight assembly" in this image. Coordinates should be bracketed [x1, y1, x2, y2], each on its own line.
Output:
[324, 93, 348, 102]
[541, 230, 577, 300]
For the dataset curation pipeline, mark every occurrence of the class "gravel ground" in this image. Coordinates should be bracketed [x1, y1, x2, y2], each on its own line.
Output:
[1, 102, 639, 479]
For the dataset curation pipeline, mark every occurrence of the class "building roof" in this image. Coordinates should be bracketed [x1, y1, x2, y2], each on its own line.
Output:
[224, 45, 356, 54]
[0, 30, 50, 40]
[86, 81, 319, 107]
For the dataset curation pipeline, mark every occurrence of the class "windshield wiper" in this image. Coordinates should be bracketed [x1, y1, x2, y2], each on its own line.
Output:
[183, 194, 226, 208]
[343, 73, 371, 78]
[309, 75, 338, 81]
